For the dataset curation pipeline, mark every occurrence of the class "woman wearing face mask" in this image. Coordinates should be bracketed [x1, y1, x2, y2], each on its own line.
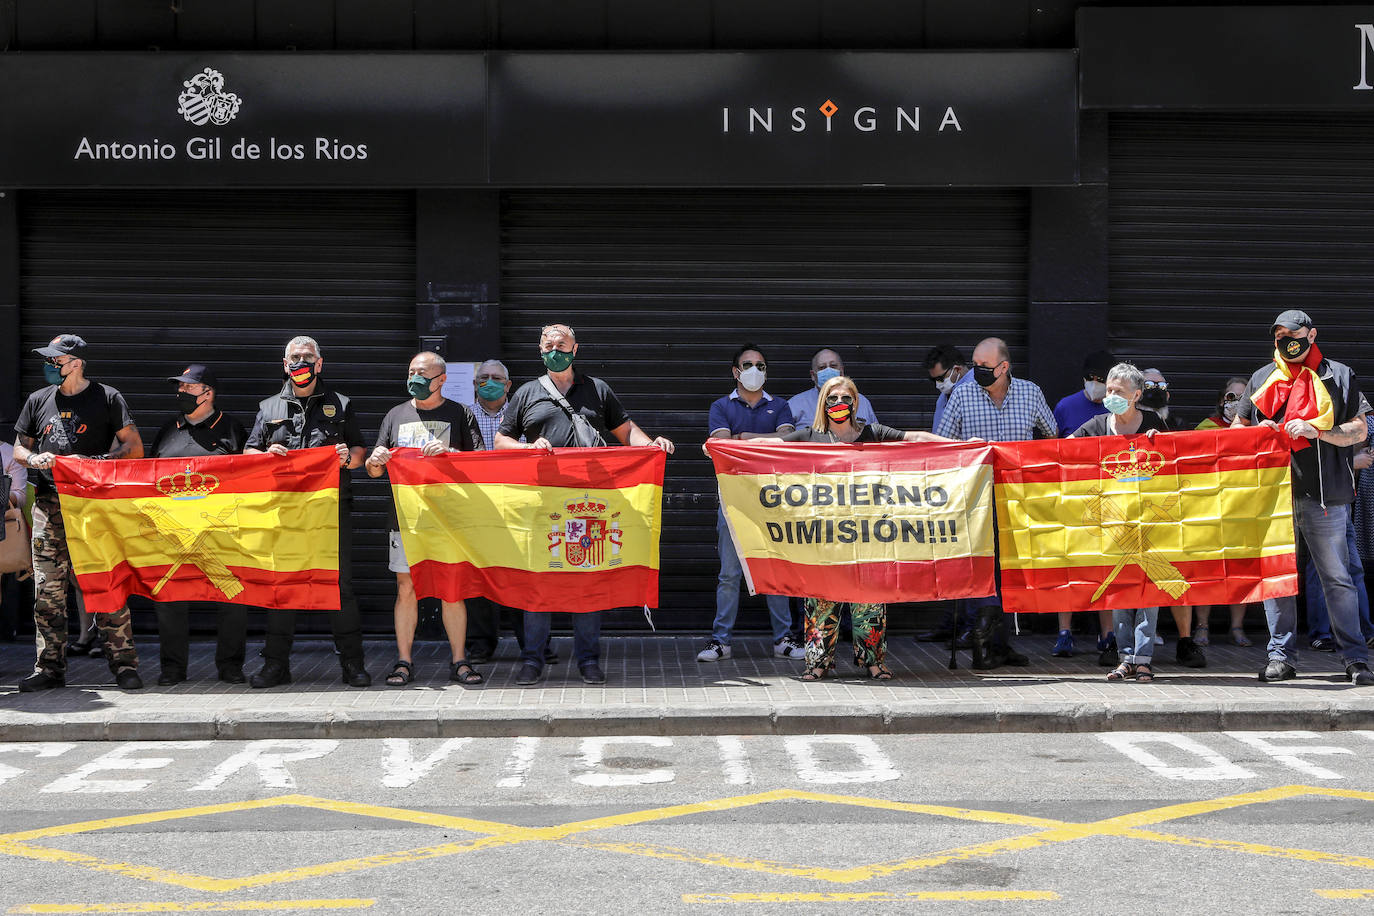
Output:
[1069, 362, 1166, 683]
[1192, 378, 1255, 646]
[760, 376, 951, 680]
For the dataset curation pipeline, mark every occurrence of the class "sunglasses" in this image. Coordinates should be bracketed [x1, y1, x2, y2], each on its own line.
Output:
[43, 356, 71, 368]
[1222, 392, 1241, 403]
[1144, 380, 1169, 390]
[825, 394, 856, 405]
[930, 368, 955, 385]
[738, 360, 766, 371]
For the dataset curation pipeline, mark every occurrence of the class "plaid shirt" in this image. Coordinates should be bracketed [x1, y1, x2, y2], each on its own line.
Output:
[473, 400, 509, 451]
[935, 375, 1057, 442]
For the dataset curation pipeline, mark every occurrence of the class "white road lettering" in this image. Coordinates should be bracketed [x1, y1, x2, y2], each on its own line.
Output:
[1096, 733, 1256, 781]
[574, 736, 675, 787]
[42, 741, 209, 794]
[190, 739, 339, 791]
[381, 738, 471, 789]
[1226, 731, 1354, 780]
[783, 735, 900, 784]
[0, 743, 76, 787]
[497, 736, 540, 789]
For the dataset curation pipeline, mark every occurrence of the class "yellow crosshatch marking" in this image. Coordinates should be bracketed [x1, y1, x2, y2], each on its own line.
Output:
[0, 786, 1372, 899]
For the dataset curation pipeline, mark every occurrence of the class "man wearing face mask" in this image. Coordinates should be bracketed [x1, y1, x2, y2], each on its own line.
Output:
[495, 324, 675, 686]
[1140, 368, 1177, 427]
[1234, 309, 1374, 686]
[147, 364, 249, 685]
[937, 337, 1056, 669]
[1053, 350, 1115, 442]
[788, 348, 878, 430]
[244, 336, 370, 689]
[700, 344, 802, 663]
[925, 344, 972, 435]
[13, 334, 145, 691]
[367, 352, 485, 687]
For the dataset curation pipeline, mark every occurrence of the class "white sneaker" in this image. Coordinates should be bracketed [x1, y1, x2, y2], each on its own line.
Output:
[697, 640, 732, 662]
[774, 636, 806, 659]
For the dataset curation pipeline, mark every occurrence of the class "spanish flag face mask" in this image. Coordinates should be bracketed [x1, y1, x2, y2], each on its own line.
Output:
[287, 359, 317, 388]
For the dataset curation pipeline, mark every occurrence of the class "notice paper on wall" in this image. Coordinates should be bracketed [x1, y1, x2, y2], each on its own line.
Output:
[442, 362, 476, 406]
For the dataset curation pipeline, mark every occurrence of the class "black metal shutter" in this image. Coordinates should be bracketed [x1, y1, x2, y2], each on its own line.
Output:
[1110, 113, 1374, 423]
[19, 190, 415, 634]
[501, 189, 1028, 631]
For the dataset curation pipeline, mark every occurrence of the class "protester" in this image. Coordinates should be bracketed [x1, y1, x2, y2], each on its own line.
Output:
[1352, 415, 1374, 649]
[465, 358, 549, 666]
[495, 323, 675, 686]
[0, 431, 28, 649]
[935, 337, 1055, 669]
[13, 334, 144, 691]
[765, 375, 951, 679]
[788, 348, 877, 429]
[1069, 363, 1166, 682]
[1140, 367, 1178, 428]
[243, 336, 371, 689]
[700, 344, 802, 663]
[925, 343, 972, 435]
[146, 364, 250, 685]
[1234, 309, 1373, 686]
[366, 352, 485, 686]
[1193, 377, 1255, 646]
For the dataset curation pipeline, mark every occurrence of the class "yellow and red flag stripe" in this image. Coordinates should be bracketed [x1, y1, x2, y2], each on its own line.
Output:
[387, 446, 666, 612]
[705, 440, 997, 604]
[992, 426, 1297, 613]
[53, 447, 342, 614]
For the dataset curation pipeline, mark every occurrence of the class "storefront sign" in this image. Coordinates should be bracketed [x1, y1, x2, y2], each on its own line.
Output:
[1081, 6, 1374, 109]
[490, 52, 1078, 186]
[0, 54, 485, 186]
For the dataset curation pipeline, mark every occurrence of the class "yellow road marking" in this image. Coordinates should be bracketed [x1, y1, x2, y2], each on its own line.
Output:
[682, 891, 1060, 903]
[7, 901, 373, 913]
[1315, 890, 1374, 899]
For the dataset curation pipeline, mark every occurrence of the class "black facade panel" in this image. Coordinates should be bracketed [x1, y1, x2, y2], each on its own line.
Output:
[821, 0, 923, 49]
[176, 0, 255, 49]
[18, 190, 415, 632]
[500, 188, 1027, 631]
[925, 0, 1028, 49]
[96, 0, 175, 49]
[606, 0, 711, 49]
[414, 0, 487, 49]
[1030, 0, 1077, 48]
[15, 0, 95, 49]
[1109, 113, 1374, 425]
[713, 0, 820, 49]
[335, 0, 413, 49]
[498, 0, 606, 49]
[255, 0, 334, 49]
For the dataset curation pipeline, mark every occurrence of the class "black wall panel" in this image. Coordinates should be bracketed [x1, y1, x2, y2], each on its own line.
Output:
[821, 0, 923, 49]
[414, 0, 487, 49]
[606, 0, 711, 49]
[498, 0, 606, 49]
[925, 0, 1028, 48]
[335, 0, 413, 49]
[15, 0, 95, 48]
[177, 0, 255, 49]
[713, 0, 820, 49]
[96, 0, 175, 49]
[255, 0, 334, 49]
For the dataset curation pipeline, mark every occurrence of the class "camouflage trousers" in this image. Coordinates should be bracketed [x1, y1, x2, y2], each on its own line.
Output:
[803, 599, 887, 671]
[31, 492, 138, 676]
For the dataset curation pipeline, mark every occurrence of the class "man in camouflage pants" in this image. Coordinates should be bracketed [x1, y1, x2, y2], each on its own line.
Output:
[13, 334, 145, 691]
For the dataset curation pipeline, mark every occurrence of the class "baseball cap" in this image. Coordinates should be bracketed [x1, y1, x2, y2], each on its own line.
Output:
[33, 334, 87, 360]
[167, 364, 217, 388]
[1271, 309, 1313, 333]
[1082, 349, 1116, 380]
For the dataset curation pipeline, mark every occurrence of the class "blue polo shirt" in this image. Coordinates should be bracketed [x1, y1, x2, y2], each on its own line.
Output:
[932, 367, 974, 433]
[708, 390, 795, 437]
[1053, 390, 1108, 439]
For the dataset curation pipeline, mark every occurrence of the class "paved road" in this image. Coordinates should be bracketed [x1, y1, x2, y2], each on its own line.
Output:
[2, 732, 1373, 914]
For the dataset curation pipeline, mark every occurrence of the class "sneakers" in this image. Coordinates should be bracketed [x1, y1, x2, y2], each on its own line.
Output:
[1175, 636, 1207, 669]
[1052, 630, 1075, 658]
[774, 636, 806, 659]
[697, 640, 732, 662]
[18, 669, 65, 692]
[1259, 659, 1298, 682]
[1096, 632, 1118, 667]
[1348, 662, 1374, 686]
[579, 662, 606, 684]
[1310, 637, 1337, 652]
[515, 662, 542, 686]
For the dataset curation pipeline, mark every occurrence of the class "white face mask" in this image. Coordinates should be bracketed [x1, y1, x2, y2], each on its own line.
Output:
[1084, 380, 1107, 402]
[935, 377, 956, 395]
[1221, 402, 1238, 422]
[738, 366, 766, 392]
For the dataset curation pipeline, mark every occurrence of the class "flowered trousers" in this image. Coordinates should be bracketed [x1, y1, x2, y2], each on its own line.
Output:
[803, 599, 886, 670]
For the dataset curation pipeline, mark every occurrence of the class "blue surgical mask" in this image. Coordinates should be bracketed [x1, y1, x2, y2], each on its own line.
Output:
[43, 363, 64, 386]
[1102, 393, 1131, 415]
[816, 367, 841, 387]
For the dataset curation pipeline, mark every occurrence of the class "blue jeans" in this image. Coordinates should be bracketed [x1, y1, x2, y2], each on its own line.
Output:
[1266, 500, 1370, 667]
[1303, 511, 1374, 641]
[714, 510, 792, 644]
[520, 610, 601, 669]
[1113, 607, 1159, 664]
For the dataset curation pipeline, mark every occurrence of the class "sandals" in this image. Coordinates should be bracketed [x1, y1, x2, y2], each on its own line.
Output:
[800, 665, 833, 681]
[1134, 663, 1155, 683]
[867, 664, 893, 680]
[1193, 625, 1210, 647]
[385, 659, 414, 687]
[1107, 661, 1137, 681]
[450, 660, 484, 685]
[1230, 627, 1253, 647]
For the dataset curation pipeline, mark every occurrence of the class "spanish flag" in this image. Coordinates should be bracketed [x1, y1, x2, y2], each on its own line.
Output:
[993, 427, 1297, 613]
[386, 447, 666, 612]
[705, 440, 997, 603]
[53, 447, 342, 614]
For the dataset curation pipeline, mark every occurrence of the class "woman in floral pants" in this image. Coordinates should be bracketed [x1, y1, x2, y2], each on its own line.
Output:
[802, 599, 890, 680]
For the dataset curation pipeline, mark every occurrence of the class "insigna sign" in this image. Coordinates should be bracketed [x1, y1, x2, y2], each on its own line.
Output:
[721, 101, 962, 134]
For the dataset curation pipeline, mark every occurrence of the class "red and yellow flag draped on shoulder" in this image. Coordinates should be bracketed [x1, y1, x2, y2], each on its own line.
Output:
[53, 447, 342, 614]
[386, 446, 666, 612]
[992, 426, 1297, 613]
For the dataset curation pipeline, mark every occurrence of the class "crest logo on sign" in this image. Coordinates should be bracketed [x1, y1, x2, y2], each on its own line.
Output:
[547, 495, 624, 569]
[177, 68, 241, 126]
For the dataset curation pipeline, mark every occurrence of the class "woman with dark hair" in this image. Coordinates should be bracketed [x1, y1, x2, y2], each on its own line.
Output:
[1193, 376, 1254, 646]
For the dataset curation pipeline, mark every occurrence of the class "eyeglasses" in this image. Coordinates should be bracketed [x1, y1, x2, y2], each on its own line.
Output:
[930, 368, 955, 385]
[739, 361, 766, 371]
[1222, 392, 1241, 403]
[476, 374, 507, 383]
[43, 356, 71, 368]
[288, 355, 318, 365]
[1144, 381, 1169, 390]
[825, 394, 856, 405]
[1085, 374, 1107, 384]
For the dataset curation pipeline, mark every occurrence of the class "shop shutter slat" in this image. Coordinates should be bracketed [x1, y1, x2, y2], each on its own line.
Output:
[500, 188, 1028, 632]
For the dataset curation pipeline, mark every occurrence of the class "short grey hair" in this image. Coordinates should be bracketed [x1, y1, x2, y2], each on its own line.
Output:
[285, 336, 321, 359]
[540, 324, 576, 343]
[1107, 362, 1144, 393]
[478, 358, 510, 377]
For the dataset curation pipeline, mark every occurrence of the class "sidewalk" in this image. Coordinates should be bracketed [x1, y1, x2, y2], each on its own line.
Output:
[1, 634, 1371, 739]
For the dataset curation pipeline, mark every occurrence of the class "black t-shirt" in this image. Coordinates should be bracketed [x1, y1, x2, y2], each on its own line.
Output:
[148, 410, 248, 459]
[375, 399, 484, 530]
[15, 382, 136, 494]
[498, 372, 631, 447]
[1070, 408, 1170, 439]
[1239, 358, 1371, 504]
[783, 421, 906, 443]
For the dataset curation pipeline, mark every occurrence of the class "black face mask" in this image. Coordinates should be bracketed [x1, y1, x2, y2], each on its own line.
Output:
[1278, 335, 1312, 362]
[1140, 389, 1167, 410]
[972, 364, 1001, 388]
[177, 391, 203, 415]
